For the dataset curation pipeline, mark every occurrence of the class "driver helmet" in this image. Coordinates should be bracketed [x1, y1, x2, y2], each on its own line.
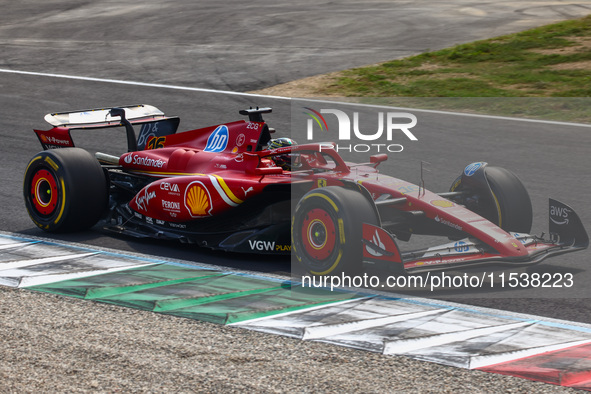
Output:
[267, 137, 298, 170]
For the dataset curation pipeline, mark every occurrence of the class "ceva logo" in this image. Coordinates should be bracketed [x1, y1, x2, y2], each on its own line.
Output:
[303, 107, 417, 153]
[205, 125, 229, 152]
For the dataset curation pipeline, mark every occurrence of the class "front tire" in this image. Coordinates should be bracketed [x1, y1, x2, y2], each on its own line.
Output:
[23, 148, 108, 232]
[292, 186, 378, 276]
[451, 166, 532, 233]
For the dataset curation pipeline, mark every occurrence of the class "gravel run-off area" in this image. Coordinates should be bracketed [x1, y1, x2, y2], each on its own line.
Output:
[0, 286, 577, 393]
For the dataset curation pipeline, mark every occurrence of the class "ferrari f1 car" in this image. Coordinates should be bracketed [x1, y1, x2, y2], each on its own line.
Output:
[24, 105, 588, 276]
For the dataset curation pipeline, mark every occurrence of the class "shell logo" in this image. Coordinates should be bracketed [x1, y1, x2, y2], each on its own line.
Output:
[431, 199, 454, 208]
[185, 182, 212, 217]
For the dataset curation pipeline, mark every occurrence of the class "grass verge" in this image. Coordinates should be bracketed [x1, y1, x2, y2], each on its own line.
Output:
[261, 16, 591, 123]
[327, 15, 591, 98]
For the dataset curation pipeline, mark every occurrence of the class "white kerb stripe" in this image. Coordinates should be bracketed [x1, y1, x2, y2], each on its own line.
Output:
[303, 308, 448, 340]
[383, 321, 534, 355]
[18, 262, 157, 288]
[0, 252, 98, 271]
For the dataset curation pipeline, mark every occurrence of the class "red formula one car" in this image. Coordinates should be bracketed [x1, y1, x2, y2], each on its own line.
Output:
[24, 105, 588, 276]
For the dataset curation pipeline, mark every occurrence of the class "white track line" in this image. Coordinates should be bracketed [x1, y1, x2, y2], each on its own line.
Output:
[0, 68, 288, 99]
[1, 68, 590, 129]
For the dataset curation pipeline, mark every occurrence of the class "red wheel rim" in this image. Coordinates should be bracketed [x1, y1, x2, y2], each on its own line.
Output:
[30, 169, 58, 216]
[300, 208, 336, 260]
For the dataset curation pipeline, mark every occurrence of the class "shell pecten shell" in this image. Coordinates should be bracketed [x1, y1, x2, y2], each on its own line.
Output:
[187, 184, 210, 216]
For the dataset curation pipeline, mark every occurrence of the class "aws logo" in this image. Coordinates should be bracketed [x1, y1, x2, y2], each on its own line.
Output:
[550, 205, 571, 225]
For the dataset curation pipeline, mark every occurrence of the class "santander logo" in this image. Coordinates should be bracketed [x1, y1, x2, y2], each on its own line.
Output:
[123, 153, 165, 168]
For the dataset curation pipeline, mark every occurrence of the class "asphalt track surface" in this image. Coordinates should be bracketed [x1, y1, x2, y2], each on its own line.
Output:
[2, 1, 591, 91]
[2, 68, 591, 322]
[1, 0, 591, 362]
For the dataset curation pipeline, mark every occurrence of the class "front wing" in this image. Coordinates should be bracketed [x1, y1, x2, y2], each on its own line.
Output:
[362, 198, 589, 273]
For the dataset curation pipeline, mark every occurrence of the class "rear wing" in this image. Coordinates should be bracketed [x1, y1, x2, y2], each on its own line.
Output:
[34, 104, 180, 151]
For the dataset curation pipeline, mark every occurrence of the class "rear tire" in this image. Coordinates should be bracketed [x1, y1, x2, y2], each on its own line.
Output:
[23, 148, 108, 232]
[292, 186, 378, 276]
[450, 166, 532, 233]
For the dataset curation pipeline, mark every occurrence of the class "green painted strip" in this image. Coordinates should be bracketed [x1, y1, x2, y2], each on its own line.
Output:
[153, 284, 289, 312]
[85, 273, 226, 299]
[90, 274, 287, 311]
[28, 264, 218, 298]
[29, 261, 365, 326]
[160, 285, 363, 325]
[225, 298, 362, 325]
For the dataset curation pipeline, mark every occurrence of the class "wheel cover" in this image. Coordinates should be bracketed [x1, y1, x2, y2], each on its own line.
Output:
[30, 169, 58, 216]
[301, 208, 336, 261]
